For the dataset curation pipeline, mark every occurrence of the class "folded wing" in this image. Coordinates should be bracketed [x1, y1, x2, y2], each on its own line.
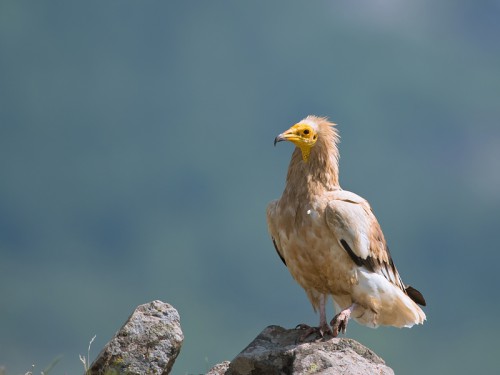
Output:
[325, 191, 425, 306]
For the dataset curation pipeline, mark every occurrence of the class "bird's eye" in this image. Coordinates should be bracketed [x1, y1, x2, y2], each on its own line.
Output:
[313, 135, 317, 140]
[303, 129, 310, 135]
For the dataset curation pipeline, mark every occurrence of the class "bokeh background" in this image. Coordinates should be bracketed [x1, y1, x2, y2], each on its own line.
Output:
[1, 1, 499, 374]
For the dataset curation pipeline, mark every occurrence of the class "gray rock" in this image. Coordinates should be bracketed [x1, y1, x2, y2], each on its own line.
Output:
[89, 300, 183, 375]
[221, 325, 394, 375]
[206, 361, 231, 375]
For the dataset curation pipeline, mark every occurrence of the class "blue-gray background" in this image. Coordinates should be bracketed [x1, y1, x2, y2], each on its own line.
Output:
[1, 1, 499, 374]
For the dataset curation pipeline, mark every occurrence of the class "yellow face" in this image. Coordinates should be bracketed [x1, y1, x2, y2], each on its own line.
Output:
[274, 123, 318, 161]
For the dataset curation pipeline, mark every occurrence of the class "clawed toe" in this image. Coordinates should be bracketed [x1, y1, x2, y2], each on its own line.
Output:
[295, 323, 332, 342]
[295, 323, 311, 330]
[330, 311, 350, 337]
[296, 323, 318, 342]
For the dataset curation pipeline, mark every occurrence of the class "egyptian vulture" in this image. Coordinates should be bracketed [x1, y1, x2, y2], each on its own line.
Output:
[267, 115, 426, 338]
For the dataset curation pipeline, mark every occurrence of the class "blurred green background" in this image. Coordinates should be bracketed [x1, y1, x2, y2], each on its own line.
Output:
[1, 1, 499, 374]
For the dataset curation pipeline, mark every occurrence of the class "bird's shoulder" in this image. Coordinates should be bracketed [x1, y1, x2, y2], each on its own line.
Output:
[266, 199, 279, 216]
[266, 199, 279, 233]
[326, 188, 370, 207]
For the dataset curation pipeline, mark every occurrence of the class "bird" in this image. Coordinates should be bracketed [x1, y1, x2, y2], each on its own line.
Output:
[267, 115, 426, 339]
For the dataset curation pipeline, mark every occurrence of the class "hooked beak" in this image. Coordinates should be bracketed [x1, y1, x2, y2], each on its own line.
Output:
[274, 129, 299, 146]
[274, 133, 287, 146]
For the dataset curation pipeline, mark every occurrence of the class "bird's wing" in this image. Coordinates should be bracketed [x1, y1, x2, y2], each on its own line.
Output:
[325, 191, 406, 292]
[266, 200, 287, 266]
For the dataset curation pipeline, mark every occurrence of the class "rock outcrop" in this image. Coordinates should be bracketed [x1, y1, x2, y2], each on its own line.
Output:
[89, 300, 183, 375]
[206, 361, 231, 375]
[88, 301, 393, 375]
[209, 325, 394, 375]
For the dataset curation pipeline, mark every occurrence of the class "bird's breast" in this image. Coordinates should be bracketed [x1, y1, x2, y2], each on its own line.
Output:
[276, 204, 357, 295]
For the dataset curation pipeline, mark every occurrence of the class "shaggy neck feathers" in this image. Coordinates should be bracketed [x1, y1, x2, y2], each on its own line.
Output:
[283, 117, 340, 200]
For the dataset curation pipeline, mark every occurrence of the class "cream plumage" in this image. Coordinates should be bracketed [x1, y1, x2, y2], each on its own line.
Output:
[267, 115, 426, 338]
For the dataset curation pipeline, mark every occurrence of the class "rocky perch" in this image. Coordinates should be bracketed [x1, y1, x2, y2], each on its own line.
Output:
[89, 300, 394, 375]
[89, 300, 183, 375]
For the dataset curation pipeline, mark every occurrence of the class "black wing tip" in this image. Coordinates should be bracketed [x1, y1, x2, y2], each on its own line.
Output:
[406, 285, 426, 306]
[340, 239, 377, 271]
[340, 239, 363, 267]
[272, 238, 287, 267]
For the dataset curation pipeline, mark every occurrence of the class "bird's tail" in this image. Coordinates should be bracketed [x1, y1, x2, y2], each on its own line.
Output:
[382, 289, 426, 328]
[351, 282, 427, 328]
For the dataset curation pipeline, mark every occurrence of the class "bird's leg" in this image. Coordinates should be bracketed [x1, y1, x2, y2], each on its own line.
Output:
[330, 303, 356, 337]
[296, 294, 332, 341]
[318, 294, 332, 336]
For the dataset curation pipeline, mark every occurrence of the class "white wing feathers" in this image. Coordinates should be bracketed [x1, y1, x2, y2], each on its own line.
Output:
[325, 191, 406, 292]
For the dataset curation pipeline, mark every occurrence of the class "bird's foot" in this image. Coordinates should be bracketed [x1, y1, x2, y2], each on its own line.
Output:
[295, 322, 332, 342]
[330, 307, 352, 337]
